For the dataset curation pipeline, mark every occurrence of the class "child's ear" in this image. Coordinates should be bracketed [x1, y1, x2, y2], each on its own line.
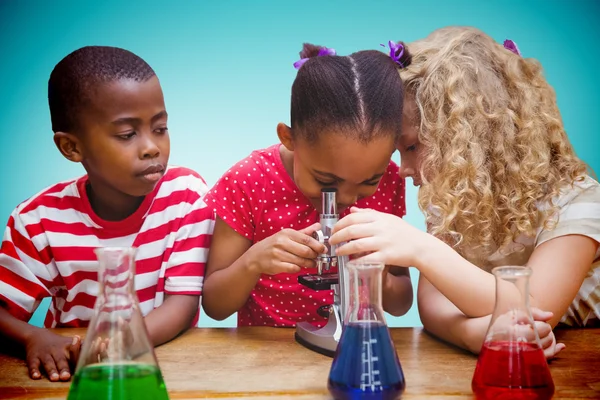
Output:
[53, 132, 84, 163]
[276, 123, 295, 151]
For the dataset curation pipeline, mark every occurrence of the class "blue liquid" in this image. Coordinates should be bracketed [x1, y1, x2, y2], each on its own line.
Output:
[328, 322, 405, 400]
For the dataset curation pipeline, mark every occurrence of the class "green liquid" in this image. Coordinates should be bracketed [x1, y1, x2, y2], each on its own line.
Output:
[67, 364, 169, 400]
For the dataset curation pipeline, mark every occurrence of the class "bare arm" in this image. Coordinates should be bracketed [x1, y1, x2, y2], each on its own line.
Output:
[0, 306, 80, 381]
[202, 217, 325, 321]
[417, 234, 598, 324]
[0, 305, 39, 346]
[382, 266, 413, 316]
[417, 275, 489, 354]
[201, 218, 261, 321]
[418, 273, 566, 359]
[144, 294, 199, 346]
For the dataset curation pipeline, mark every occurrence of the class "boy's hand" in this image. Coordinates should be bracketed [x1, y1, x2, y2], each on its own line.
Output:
[85, 317, 135, 363]
[245, 223, 326, 275]
[24, 331, 81, 381]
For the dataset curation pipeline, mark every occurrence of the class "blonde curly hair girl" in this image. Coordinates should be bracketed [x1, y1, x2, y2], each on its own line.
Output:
[331, 27, 600, 358]
[400, 26, 588, 263]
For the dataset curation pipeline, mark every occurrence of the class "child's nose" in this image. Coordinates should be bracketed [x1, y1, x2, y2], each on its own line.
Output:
[337, 192, 359, 210]
[140, 136, 160, 159]
[399, 165, 415, 179]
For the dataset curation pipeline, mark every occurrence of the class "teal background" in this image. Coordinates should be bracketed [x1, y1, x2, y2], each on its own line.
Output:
[0, 0, 598, 328]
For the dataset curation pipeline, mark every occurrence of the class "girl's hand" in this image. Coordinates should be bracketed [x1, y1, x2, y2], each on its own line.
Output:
[330, 207, 429, 267]
[245, 223, 326, 275]
[530, 308, 566, 360]
[488, 308, 565, 360]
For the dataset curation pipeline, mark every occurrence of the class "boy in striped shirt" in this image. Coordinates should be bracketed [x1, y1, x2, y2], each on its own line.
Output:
[0, 46, 214, 382]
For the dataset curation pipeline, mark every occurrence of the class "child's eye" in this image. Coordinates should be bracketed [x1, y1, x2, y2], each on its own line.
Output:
[117, 132, 136, 140]
[155, 127, 169, 135]
[363, 179, 381, 187]
[406, 144, 417, 152]
[315, 179, 336, 186]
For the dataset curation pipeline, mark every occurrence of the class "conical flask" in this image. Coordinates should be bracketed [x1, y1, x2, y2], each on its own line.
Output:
[327, 261, 405, 400]
[472, 266, 554, 400]
[67, 247, 169, 400]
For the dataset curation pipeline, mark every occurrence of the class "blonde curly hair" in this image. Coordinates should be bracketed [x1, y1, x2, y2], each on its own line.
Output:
[399, 26, 589, 264]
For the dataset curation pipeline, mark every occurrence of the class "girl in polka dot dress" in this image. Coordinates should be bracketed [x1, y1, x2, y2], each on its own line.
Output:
[202, 42, 414, 327]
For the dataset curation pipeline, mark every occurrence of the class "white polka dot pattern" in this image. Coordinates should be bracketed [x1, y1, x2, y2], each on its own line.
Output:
[205, 144, 406, 328]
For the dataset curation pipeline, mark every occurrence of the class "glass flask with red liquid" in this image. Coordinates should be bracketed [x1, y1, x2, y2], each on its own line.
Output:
[327, 261, 405, 400]
[472, 266, 554, 400]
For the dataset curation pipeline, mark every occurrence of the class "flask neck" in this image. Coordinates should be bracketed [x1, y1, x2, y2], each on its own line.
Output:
[95, 247, 136, 298]
[492, 266, 531, 316]
[346, 262, 386, 324]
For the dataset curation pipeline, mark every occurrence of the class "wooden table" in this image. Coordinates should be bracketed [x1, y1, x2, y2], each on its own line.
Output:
[0, 327, 598, 399]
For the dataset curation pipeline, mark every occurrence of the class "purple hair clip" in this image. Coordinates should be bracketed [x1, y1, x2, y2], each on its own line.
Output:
[503, 39, 522, 56]
[381, 41, 405, 67]
[293, 47, 337, 69]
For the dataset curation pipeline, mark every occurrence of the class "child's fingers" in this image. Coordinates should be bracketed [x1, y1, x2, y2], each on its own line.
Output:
[298, 222, 321, 235]
[537, 330, 554, 350]
[27, 356, 42, 380]
[275, 249, 314, 269]
[330, 222, 378, 246]
[331, 212, 375, 235]
[41, 353, 60, 381]
[276, 262, 302, 274]
[284, 236, 322, 260]
[53, 354, 71, 381]
[535, 321, 552, 339]
[350, 207, 375, 213]
[530, 307, 553, 322]
[334, 237, 378, 257]
[68, 336, 81, 367]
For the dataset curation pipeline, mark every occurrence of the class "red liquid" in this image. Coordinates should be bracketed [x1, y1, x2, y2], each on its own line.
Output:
[472, 341, 554, 400]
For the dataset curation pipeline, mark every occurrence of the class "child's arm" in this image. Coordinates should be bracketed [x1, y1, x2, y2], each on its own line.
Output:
[143, 294, 199, 346]
[0, 307, 81, 381]
[143, 183, 214, 345]
[382, 266, 413, 316]
[417, 275, 565, 358]
[415, 234, 597, 325]
[202, 218, 325, 321]
[332, 207, 598, 325]
[0, 212, 81, 381]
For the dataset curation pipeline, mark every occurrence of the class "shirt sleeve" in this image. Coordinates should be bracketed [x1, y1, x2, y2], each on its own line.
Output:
[204, 155, 264, 241]
[0, 210, 52, 321]
[164, 175, 216, 296]
[536, 179, 600, 253]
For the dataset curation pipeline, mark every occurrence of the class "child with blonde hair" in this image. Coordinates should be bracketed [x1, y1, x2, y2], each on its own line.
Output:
[330, 26, 600, 358]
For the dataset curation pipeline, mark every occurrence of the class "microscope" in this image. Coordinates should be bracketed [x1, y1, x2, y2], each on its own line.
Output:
[295, 188, 349, 357]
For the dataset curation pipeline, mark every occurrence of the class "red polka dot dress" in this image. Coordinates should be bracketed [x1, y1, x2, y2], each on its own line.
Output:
[205, 144, 406, 327]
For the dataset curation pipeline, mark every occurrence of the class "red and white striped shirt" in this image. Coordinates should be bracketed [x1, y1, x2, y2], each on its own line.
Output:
[0, 166, 214, 328]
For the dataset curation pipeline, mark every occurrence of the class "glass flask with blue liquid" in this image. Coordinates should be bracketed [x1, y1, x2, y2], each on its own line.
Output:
[327, 261, 405, 400]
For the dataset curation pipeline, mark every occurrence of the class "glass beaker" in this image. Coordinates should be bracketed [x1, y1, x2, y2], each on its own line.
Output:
[327, 261, 405, 400]
[67, 247, 169, 400]
[472, 266, 554, 400]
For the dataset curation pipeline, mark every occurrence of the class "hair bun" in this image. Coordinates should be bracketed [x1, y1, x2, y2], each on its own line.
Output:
[395, 41, 413, 68]
[299, 43, 328, 59]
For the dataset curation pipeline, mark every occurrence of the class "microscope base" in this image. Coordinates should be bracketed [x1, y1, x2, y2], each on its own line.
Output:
[295, 305, 342, 358]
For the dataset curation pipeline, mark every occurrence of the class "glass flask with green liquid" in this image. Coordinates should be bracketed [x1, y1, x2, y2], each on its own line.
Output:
[67, 247, 170, 400]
